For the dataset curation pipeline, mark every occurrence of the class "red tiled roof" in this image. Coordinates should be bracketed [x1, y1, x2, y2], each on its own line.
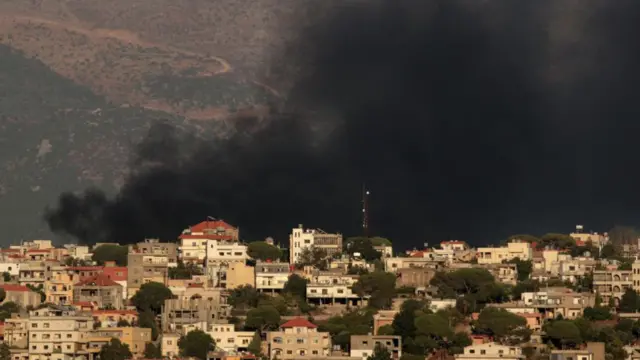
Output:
[179, 234, 235, 240]
[188, 220, 236, 232]
[0, 249, 19, 253]
[102, 267, 127, 281]
[0, 284, 31, 292]
[74, 273, 121, 287]
[280, 318, 317, 329]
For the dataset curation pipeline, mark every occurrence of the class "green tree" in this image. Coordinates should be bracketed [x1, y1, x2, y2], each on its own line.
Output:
[538, 233, 576, 250]
[620, 289, 640, 312]
[0, 343, 9, 360]
[248, 241, 282, 261]
[99, 338, 132, 360]
[608, 226, 639, 247]
[116, 319, 131, 327]
[353, 271, 397, 309]
[583, 306, 613, 321]
[0, 302, 20, 321]
[179, 330, 215, 360]
[392, 300, 427, 341]
[507, 258, 532, 281]
[139, 311, 159, 340]
[344, 237, 382, 262]
[368, 344, 392, 360]
[143, 343, 161, 359]
[600, 244, 617, 259]
[476, 308, 531, 345]
[169, 261, 203, 279]
[283, 274, 308, 299]
[245, 305, 281, 331]
[377, 324, 395, 335]
[511, 280, 540, 300]
[320, 309, 374, 351]
[413, 313, 453, 353]
[370, 237, 392, 246]
[505, 234, 539, 244]
[544, 320, 582, 349]
[297, 247, 329, 270]
[248, 331, 262, 356]
[228, 285, 262, 310]
[0, 288, 5, 303]
[131, 282, 173, 314]
[92, 245, 128, 266]
[2, 273, 10, 282]
[450, 332, 472, 354]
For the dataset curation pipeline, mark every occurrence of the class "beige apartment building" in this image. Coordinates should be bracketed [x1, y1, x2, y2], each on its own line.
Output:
[44, 271, 77, 306]
[395, 267, 436, 288]
[127, 241, 171, 297]
[225, 262, 255, 289]
[161, 333, 180, 358]
[4, 315, 29, 348]
[161, 298, 231, 332]
[89, 327, 152, 357]
[384, 257, 444, 273]
[255, 261, 290, 293]
[266, 318, 331, 359]
[0, 284, 42, 308]
[455, 343, 524, 360]
[477, 241, 532, 264]
[289, 225, 343, 264]
[350, 335, 402, 359]
[593, 269, 633, 305]
[519, 288, 596, 319]
[28, 305, 92, 360]
[549, 342, 605, 360]
[72, 274, 123, 310]
[200, 324, 254, 352]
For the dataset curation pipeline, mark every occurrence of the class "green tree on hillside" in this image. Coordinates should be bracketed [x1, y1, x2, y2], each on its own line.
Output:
[178, 330, 215, 360]
[248, 241, 282, 261]
[475, 308, 531, 345]
[283, 274, 308, 299]
[368, 344, 392, 360]
[92, 245, 128, 266]
[244, 305, 281, 331]
[353, 271, 397, 309]
[131, 282, 173, 314]
[99, 339, 132, 360]
[344, 237, 382, 262]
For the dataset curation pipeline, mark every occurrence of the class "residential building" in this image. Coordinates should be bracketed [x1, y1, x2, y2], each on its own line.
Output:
[373, 311, 397, 335]
[172, 283, 226, 302]
[289, 225, 343, 264]
[0, 260, 20, 278]
[477, 241, 532, 264]
[0, 284, 42, 308]
[226, 262, 255, 289]
[306, 273, 362, 306]
[90, 327, 151, 357]
[72, 274, 124, 310]
[441, 241, 469, 251]
[549, 342, 605, 360]
[4, 316, 29, 348]
[455, 343, 524, 360]
[28, 305, 92, 360]
[44, 272, 76, 306]
[519, 288, 596, 319]
[161, 298, 230, 332]
[127, 241, 170, 297]
[91, 310, 138, 327]
[570, 231, 607, 248]
[180, 221, 240, 264]
[428, 299, 457, 312]
[255, 262, 290, 293]
[162, 333, 180, 358]
[205, 240, 248, 266]
[101, 264, 128, 300]
[558, 258, 597, 283]
[515, 313, 542, 332]
[200, 324, 254, 352]
[373, 245, 393, 258]
[133, 239, 178, 263]
[384, 257, 443, 273]
[350, 335, 401, 360]
[18, 262, 47, 287]
[63, 245, 92, 262]
[266, 318, 331, 359]
[594, 269, 633, 305]
[395, 268, 436, 288]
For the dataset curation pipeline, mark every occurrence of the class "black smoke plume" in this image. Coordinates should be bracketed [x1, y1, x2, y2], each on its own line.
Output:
[45, 1, 640, 247]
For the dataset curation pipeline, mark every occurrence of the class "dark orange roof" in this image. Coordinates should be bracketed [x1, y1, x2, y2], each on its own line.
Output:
[280, 318, 317, 329]
[102, 267, 127, 281]
[74, 273, 120, 287]
[188, 220, 236, 232]
[0, 249, 19, 253]
[0, 284, 31, 292]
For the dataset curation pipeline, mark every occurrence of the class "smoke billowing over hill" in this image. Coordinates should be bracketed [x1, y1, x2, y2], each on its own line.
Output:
[45, 1, 640, 247]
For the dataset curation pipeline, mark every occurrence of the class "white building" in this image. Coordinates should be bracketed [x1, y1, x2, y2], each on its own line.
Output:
[455, 343, 524, 360]
[289, 225, 343, 264]
[306, 273, 361, 306]
[203, 324, 254, 352]
[205, 240, 248, 266]
[255, 262, 290, 293]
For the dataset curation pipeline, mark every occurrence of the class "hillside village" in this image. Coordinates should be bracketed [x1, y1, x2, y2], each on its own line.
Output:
[0, 222, 638, 360]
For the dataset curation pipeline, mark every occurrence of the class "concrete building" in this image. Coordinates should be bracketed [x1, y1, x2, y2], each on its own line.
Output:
[91, 310, 138, 328]
[199, 324, 254, 353]
[161, 298, 230, 332]
[350, 335, 401, 360]
[593, 269, 633, 305]
[266, 318, 331, 359]
[0, 260, 20, 278]
[180, 221, 240, 265]
[162, 333, 180, 358]
[306, 273, 361, 306]
[558, 258, 597, 283]
[133, 239, 178, 263]
[395, 268, 436, 288]
[477, 241, 532, 264]
[373, 311, 397, 335]
[28, 305, 92, 360]
[384, 257, 443, 273]
[4, 315, 29, 349]
[549, 343, 605, 360]
[225, 262, 255, 289]
[72, 274, 124, 310]
[0, 284, 42, 308]
[205, 240, 248, 266]
[289, 225, 343, 264]
[570, 232, 607, 248]
[455, 343, 524, 360]
[255, 262, 290, 293]
[518, 288, 595, 319]
[127, 241, 171, 297]
[90, 327, 151, 357]
[63, 245, 92, 262]
[44, 272, 76, 306]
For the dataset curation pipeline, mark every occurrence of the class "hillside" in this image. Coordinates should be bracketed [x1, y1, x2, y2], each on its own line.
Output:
[0, 0, 300, 119]
[0, 44, 201, 242]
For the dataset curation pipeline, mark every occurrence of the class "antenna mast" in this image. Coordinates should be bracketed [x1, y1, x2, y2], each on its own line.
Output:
[362, 184, 370, 237]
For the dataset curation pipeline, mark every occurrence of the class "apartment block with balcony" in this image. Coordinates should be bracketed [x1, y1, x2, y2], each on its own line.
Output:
[28, 305, 92, 360]
[255, 262, 290, 293]
[4, 316, 29, 349]
[205, 240, 248, 266]
[162, 333, 180, 358]
[89, 327, 152, 357]
[593, 269, 633, 306]
[477, 241, 532, 265]
[549, 342, 605, 360]
[127, 243, 170, 298]
[72, 274, 123, 310]
[134, 239, 178, 262]
[18, 262, 47, 287]
[456, 343, 524, 360]
[45, 272, 77, 306]
[384, 257, 443, 273]
[350, 335, 402, 360]
[161, 298, 230, 332]
[289, 225, 343, 264]
[558, 258, 597, 283]
[519, 288, 596, 319]
[306, 273, 361, 306]
[180, 221, 240, 265]
[266, 318, 331, 360]
[199, 324, 254, 353]
[91, 310, 138, 328]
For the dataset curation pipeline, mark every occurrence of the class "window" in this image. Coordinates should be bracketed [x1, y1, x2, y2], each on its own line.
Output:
[66, 346, 71, 350]
[337, 289, 344, 294]
[297, 339, 304, 344]
[43, 323, 50, 328]
[44, 345, 49, 350]
[287, 351, 293, 355]
[234, 252, 242, 256]
[43, 334, 50, 339]
[67, 334, 72, 339]
[274, 337, 283, 344]
[312, 351, 318, 355]
[469, 350, 475, 354]
[32, 346, 36, 350]
[480, 350, 486, 355]
[167, 341, 172, 345]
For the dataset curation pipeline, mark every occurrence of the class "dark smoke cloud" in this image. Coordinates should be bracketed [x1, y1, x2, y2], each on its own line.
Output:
[45, 1, 640, 247]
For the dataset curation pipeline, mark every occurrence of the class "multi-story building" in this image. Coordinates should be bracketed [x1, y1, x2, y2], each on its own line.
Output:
[0, 284, 42, 308]
[72, 274, 124, 310]
[549, 342, 605, 360]
[395, 267, 436, 288]
[289, 225, 343, 264]
[225, 262, 255, 289]
[477, 241, 532, 264]
[44, 272, 77, 306]
[255, 262, 290, 293]
[161, 298, 230, 332]
[384, 257, 444, 273]
[373, 311, 397, 335]
[18, 262, 47, 287]
[518, 288, 596, 319]
[455, 343, 524, 360]
[593, 269, 633, 305]
[306, 273, 361, 306]
[133, 239, 178, 263]
[350, 335, 402, 360]
[90, 327, 152, 357]
[4, 315, 29, 348]
[127, 241, 171, 297]
[180, 221, 240, 265]
[558, 258, 597, 283]
[162, 333, 180, 358]
[199, 324, 254, 352]
[570, 231, 607, 248]
[63, 245, 92, 262]
[91, 310, 138, 328]
[205, 240, 248, 266]
[28, 305, 92, 360]
[266, 318, 331, 359]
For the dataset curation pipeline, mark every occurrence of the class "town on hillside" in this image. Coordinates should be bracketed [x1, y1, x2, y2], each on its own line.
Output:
[0, 222, 638, 360]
